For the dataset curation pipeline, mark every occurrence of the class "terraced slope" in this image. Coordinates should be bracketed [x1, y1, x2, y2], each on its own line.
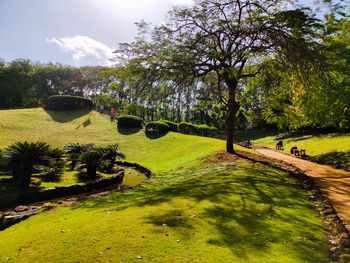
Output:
[0, 108, 329, 262]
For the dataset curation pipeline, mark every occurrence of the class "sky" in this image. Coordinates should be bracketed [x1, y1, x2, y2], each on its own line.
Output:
[0, 0, 348, 67]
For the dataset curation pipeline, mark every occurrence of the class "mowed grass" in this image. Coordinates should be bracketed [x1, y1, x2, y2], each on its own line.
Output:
[0, 109, 329, 262]
[0, 108, 248, 172]
[235, 129, 350, 170]
[235, 129, 350, 156]
[0, 161, 328, 263]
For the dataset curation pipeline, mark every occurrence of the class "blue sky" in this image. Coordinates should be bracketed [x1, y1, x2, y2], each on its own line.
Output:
[0, 0, 347, 67]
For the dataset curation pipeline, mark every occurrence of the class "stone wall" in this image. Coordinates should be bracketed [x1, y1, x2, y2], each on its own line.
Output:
[0, 170, 124, 208]
[115, 161, 152, 178]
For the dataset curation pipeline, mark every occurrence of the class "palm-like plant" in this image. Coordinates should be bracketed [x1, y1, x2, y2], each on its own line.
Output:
[101, 144, 126, 173]
[63, 143, 94, 170]
[75, 148, 104, 179]
[4, 141, 51, 187]
[43, 147, 66, 180]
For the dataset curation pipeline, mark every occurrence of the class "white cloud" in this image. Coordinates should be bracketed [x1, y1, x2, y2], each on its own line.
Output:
[46, 35, 116, 66]
[169, 0, 194, 6]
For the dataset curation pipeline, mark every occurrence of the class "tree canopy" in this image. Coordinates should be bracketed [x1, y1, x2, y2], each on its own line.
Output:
[118, 0, 327, 152]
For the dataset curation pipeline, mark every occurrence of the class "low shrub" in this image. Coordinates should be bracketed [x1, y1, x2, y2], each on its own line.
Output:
[0, 149, 9, 173]
[310, 150, 350, 171]
[145, 121, 169, 133]
[209, 126, 219, 137]
[117, 115, 143, 128]
[197, 125, 211, 137]
[160, 120, 178, 132]
[46, 95, 93, 110]
[178, 122, 199, 134]
[178, 122, 218, 137]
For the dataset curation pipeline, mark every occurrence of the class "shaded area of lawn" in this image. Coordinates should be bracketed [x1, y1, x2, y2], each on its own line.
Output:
[235, 129, 350, 157]
[0, 160, 329, 262]
[308, 150, 350, 171]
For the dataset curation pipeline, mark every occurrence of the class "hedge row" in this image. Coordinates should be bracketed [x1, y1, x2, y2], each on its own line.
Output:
[159, 120, 178, 132]
[117, 115, 143, 127]
[178, 122, 218, 137]
[46, 95, 93, 110]
[116, 115, 218, 138]
[145, 121, 169, 132]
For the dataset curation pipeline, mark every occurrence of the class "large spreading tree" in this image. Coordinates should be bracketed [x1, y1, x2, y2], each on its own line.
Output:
[119, 0, 324, 153]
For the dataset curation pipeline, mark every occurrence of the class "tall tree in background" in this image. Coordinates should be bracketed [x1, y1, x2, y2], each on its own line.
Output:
[119, 0, 324, 153]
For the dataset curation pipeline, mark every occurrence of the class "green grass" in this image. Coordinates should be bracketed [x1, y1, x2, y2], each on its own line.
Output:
[0, 108, 251, 172]
[0, 109, 330, 262]
[235, 129, 350, 170]
[235, 129, 350, 156]
[0, 160, 328, 263]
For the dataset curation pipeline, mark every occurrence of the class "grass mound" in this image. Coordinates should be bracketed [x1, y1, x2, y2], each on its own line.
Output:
[0, 109, 329, 262]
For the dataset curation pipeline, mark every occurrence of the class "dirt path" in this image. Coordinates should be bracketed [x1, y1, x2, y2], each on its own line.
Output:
[255, 147, 350, 231]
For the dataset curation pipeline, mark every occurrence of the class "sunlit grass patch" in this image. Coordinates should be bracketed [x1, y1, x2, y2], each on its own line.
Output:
[0, 160, 329, 262]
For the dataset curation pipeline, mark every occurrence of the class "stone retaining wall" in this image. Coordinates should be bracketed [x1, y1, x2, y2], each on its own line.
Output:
[0, 170, 124, 208]
[115, 161, 152, 178]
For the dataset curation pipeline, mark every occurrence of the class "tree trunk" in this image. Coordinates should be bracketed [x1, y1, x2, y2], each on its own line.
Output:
[88, 166, 97, 180]
[224, 73, 240, 153]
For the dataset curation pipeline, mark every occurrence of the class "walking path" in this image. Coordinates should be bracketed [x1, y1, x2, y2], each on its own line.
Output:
[255, 147, 350, 231]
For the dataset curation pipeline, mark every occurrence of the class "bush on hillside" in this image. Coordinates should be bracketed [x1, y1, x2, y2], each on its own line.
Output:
[117, 115, 143, 128]
[197, 125, 212, 137]
[46, 95, 93, 110]
[145, 121, 169, 133]
[160, 120, 178, 132]
[4, 141, 64, 188]
[0, 149, 9, 173]
[178, 122, 198, 134]
[209, 126, 219, 137]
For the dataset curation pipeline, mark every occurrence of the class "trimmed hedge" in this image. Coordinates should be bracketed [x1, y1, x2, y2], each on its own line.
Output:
[117, 115, 143, 127]
[160, 120, 178, 132]
[46, 95, 93, 110]
[209, 126, 219, 137]
[177, 122, 218, 137]
[178, 122, 198, 135]
[197, 124, 211, 137]
[145, 121, 169, 133]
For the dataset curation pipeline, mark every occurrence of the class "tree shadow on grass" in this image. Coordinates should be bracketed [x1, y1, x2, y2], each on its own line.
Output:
[117, 125, 142, 135]
[70, 162, 328, 261]
[44, 109, 91, 123]
[145, 131, 168, 139]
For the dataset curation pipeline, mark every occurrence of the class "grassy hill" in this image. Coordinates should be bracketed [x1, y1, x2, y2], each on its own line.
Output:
[0, 109, 329, 262]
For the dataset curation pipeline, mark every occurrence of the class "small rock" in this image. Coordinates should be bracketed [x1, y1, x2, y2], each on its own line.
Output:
[99, 252, 103, 255]
[137, 256, 142, 259]
[176, 240, 180, 242]
[257, 214, 261, 216]
[162, 224, 167, 227]
[190, 215, 196, 218]
[15, 206, 29, 212]
[61, 230, 65, 233]
[106, 212, 111, 214]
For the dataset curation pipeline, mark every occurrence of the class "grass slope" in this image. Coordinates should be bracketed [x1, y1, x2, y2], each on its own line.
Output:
[0, 109, 329, 262]
[235, 129, 350, 170]
[235, 130, 350, 156]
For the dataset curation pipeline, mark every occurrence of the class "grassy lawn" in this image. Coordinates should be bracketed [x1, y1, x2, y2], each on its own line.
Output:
[0, 109, 330, 262]
[235, 129, 350, 170]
